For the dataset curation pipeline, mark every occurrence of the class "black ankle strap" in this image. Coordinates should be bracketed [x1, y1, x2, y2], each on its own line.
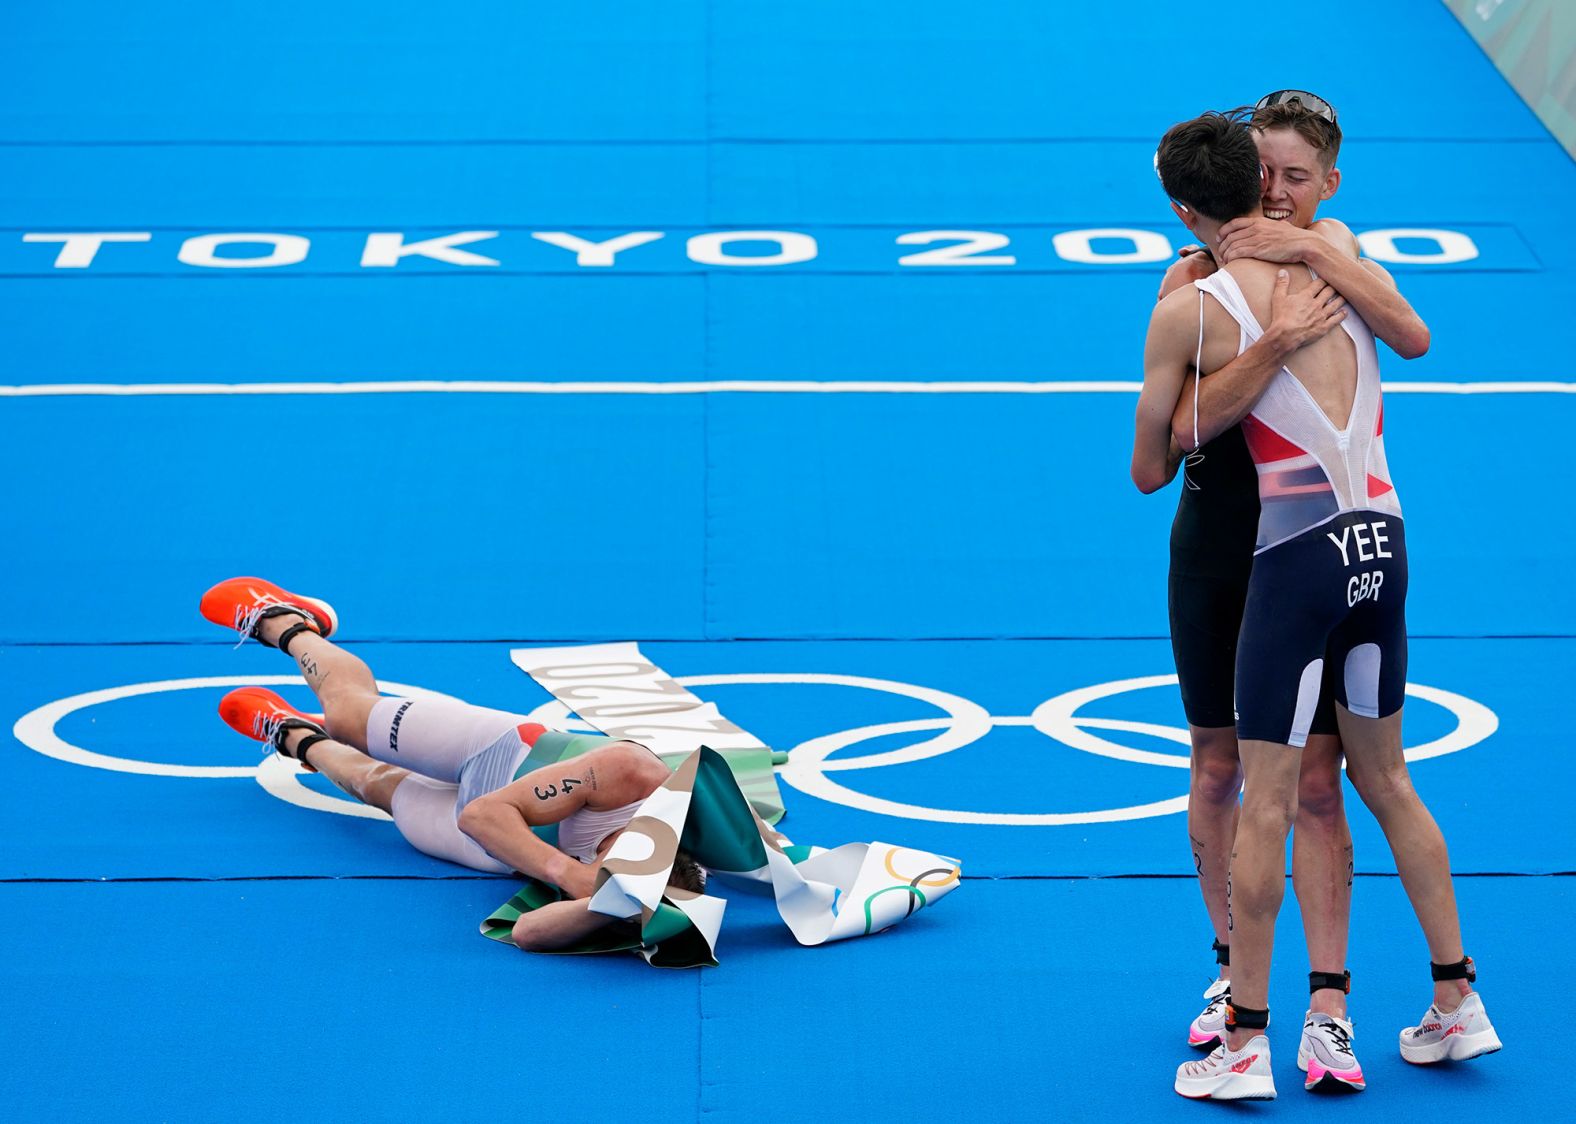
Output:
[1212, 939, 1230, 966]
[274, 620, 317, 656]
[270, 718, 327, 770]
[1431, 956, 1476, 983]
[293, 733, 329, 773]
[1309, 969, 1350, 995]
[1226, 1003, 1269, 1031]
[249, 604, 310, 643]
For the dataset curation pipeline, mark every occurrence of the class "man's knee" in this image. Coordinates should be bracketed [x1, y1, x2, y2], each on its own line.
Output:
[348, 761, 407, 813]
[1297, 768, 1346, 823]
[322, 693, 376, 749]
[1240, 785, 1298, 836]
[1190, 728, 1242, 805]
[1347, 758, 1416, 809]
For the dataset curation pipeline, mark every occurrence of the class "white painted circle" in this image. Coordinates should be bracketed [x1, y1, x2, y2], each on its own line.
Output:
[13, 669, 1499, 828]
[680, 673, 992, 771]
[767, 673, 1494, 825]
[1029, 674, 1498, 769]
[256, 751, 391, 821]
[527, 671, 993, 771]
[780, 714, 1193, 825]
[11, 674, 463, 820]
[1031, 674, 1197, 768]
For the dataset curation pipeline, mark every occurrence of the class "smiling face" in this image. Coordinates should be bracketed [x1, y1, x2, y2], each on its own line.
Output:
[1255, 126, 1340, 228]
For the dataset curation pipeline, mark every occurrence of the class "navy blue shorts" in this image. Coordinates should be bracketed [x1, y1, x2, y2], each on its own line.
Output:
[1169, 569, 1339, 735]
[1235, 511, 1409, 747]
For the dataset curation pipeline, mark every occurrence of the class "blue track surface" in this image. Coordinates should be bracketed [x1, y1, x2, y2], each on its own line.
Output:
[3, 1, 1572, 1119]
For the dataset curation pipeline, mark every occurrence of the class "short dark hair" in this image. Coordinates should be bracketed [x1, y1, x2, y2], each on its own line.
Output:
[1155, 111, 1262, 223]
[1250, 101, 1342, 169]
[667, 849, 707, 895]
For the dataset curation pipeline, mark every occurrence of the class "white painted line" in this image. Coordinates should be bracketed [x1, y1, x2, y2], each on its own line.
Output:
[1378, 382, 1576, 394]
[0, 380, 1139, 396]
[1, 379, 1573, 397]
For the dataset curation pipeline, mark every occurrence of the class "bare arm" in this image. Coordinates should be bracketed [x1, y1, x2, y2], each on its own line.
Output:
[1132, 293, 1195, 494]
[457, 742, 668, 899]
[1218, 218, 1429, 358]
[458, 798, 597, 897]
[511, 898, 634, 952]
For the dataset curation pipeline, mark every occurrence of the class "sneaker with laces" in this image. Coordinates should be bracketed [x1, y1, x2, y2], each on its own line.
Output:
[200, 576, 338, 647]
[1188, 978, 1230, 1048]
[1298, 1012, 1365, 1091]
[219, 686, 329, 769]
[1175, 1034, 1276, 1100]
[1399, 993, 1501, 1064]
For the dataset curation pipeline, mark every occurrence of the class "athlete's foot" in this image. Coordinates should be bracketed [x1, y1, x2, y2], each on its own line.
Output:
[1400, 993, 1502, 1064]
[1298, 1012, 1365, 1092]
[1175, 1035, 1276, 1100]
[200, 576, 339, 648]
[219, 686, 330, 771]
[1188, 978, 1230, 1048]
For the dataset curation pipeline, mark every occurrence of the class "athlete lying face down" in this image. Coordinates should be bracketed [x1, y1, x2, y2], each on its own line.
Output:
[200, 575, 704, 952]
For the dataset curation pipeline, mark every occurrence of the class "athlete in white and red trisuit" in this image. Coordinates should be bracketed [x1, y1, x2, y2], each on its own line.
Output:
[1138, 92, 1433, 1090]
[198, 576, 706, 953]
[1138, 111, 1499, 1101]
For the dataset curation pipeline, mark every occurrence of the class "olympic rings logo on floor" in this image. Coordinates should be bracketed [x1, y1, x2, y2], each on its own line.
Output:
[11, 671, 1497, 828]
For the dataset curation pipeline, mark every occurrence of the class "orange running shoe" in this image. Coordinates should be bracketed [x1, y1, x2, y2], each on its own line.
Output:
[200, 576, 339, 647]
[219, 686, 329, 770]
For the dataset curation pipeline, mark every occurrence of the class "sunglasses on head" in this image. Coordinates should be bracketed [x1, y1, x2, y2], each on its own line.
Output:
[1255, 89, 1337, 124]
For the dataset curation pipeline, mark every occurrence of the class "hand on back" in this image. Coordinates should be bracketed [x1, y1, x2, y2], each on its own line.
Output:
[1267, 270, 1347, 352]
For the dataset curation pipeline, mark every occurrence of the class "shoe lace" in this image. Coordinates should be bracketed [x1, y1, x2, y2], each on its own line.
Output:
[231, 595, 305, 649]
[1202, 990, 1229, 1018]
[1325, 1021, 1353, 1054]
[1308, 1017, 1355, 1058]
[1183, 1045, 1227, 1077]
[251, 709, 289, 753]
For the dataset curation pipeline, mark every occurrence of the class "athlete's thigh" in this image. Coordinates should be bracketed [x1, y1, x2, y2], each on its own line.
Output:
[1326, 526, 1409, 722]
[365, 695, 532, 781]
[1332, 705, 1411, 803]
[1170, 569, 1249, 730]
[389, 773, 514, 874]
[1307, 658, 1342, 739]
[1235, 562, 1339, 748]
[1238, 738, 1305, 808]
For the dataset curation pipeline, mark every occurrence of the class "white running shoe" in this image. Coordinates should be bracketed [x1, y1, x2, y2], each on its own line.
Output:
[1175, 1035, 1276, 1100]
[1297, 1012, 1366, 1091]
[1400, 992, 1502, 1064]
[1188, 978, 1230, 1048]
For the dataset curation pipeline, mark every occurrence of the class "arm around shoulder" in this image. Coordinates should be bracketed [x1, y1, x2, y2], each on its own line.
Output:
[1358, 258, 1429, 357]
[1301, 235, 1429, 359]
